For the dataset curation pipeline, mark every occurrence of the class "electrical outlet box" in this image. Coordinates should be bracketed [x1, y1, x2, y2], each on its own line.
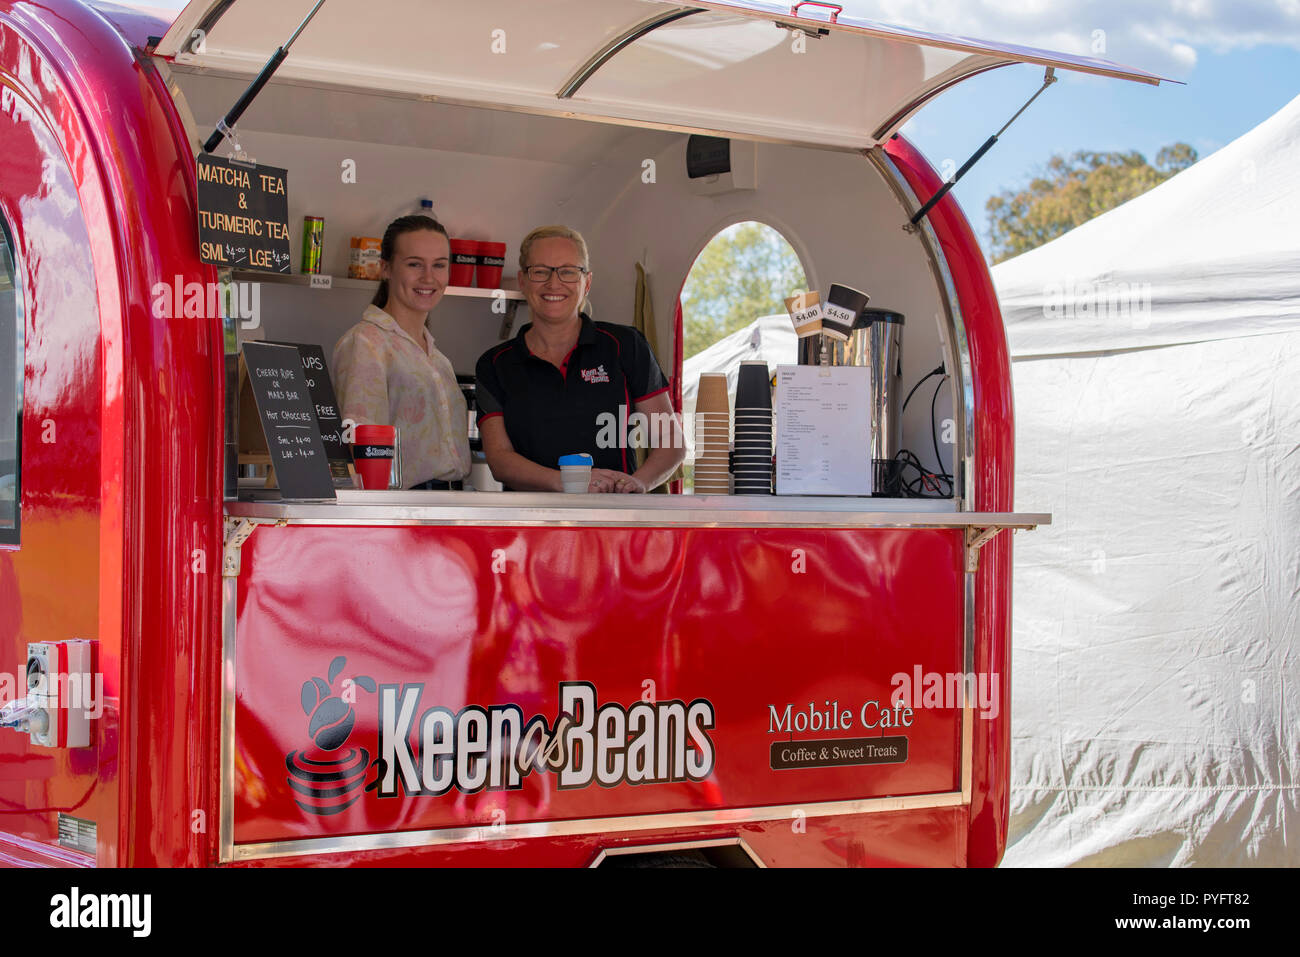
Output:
[26, 640, 95, 748]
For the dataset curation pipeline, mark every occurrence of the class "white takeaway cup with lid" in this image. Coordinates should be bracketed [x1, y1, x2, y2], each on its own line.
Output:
[558, 453, 594, 493]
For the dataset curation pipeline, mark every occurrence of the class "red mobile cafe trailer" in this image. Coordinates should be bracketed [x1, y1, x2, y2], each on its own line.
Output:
[0, 0, 1169, 867]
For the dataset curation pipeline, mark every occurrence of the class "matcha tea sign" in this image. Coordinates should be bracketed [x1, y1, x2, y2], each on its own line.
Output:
[196, 155, 292, 273]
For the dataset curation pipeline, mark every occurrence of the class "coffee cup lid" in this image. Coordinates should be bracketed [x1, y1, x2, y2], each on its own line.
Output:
[558, 453, 593, 466]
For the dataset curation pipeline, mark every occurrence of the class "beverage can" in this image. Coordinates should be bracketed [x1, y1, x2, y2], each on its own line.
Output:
[301, 216, 325, 275]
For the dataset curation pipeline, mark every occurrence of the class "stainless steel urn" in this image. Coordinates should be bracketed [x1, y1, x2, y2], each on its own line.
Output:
[847, 308, 905, 495]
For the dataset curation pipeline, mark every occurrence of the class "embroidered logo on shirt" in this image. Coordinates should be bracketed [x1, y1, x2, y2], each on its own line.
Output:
[581, 365, 610, 384]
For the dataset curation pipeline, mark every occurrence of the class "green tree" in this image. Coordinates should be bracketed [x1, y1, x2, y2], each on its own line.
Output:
[681, 221, 807, 358]
[986, 143, 1197, 263]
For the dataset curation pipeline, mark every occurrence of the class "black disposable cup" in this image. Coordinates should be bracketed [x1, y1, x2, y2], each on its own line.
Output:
[824, 283, 870, 340]
[735, 363, 772, 410]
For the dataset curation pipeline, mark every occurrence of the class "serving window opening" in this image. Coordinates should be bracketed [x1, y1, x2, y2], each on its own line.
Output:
[174, 64, 965, 504]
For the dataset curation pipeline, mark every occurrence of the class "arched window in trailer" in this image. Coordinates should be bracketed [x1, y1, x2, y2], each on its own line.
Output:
[681, 220, 808, 361]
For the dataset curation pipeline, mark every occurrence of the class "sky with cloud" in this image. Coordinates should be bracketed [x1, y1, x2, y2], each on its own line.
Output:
[815, 0, 1300, 250]
[842, 0, 1300, 75]
[136, 0, 1299, 253]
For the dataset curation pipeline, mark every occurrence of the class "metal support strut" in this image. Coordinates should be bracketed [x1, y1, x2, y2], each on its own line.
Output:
[201, 0, 327, 153]
[222, 517, 257, 577]
[223, 516, 290, 576]
[908, 67, 1057, 229]
[965, 525, 1012, 573]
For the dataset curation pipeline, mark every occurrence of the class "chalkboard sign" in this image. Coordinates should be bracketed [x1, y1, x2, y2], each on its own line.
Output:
[241, 342, 336, 500]
[268, 341, 354, 482]
[197, 156, 292, 273]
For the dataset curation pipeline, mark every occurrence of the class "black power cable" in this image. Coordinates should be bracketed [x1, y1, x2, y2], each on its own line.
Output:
[901, 364, 945, 414]
[891, 365, 954, 498]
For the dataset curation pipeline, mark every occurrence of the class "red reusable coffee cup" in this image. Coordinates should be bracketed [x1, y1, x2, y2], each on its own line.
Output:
[353, 424, 396, 490]
[449, 239, 477, 287]
[476, 241, 506, 288]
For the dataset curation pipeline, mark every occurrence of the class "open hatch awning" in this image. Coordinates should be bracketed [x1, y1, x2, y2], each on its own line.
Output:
[156, 0, 1174, 150]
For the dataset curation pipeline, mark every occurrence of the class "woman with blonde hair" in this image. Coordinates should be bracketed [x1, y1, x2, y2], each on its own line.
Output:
[475, 225, 682, 492]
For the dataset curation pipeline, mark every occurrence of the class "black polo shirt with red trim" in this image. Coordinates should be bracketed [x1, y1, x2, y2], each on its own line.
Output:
[475, 314, 670, 479]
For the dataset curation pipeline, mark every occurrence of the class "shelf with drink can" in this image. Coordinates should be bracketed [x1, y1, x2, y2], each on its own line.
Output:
[230, 269, 526, 300]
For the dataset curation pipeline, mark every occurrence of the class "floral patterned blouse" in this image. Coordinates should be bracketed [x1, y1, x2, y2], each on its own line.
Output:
[332, 305, 470, 485]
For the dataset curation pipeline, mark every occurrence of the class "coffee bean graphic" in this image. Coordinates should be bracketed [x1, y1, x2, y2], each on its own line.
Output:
[292, 655, 374, 806]
[308, 696, 354, 751]
[291, 657, 376, 810]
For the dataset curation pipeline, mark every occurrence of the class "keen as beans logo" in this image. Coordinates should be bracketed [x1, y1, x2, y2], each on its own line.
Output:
[285, 656, 376, 816]
[283, 670, 717, 815]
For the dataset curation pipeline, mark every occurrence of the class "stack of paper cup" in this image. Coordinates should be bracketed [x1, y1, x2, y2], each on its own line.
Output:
[558, 453, 593, 492]
[733, 361, 773, 494]
[693, 373, 731, 494]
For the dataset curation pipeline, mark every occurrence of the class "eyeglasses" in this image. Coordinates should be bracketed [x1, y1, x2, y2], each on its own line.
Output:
[524, 265, 588, 284]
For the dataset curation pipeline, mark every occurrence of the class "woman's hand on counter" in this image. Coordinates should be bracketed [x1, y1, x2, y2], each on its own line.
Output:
[587, 468, 630, 493]
[611, 473, 646, 494]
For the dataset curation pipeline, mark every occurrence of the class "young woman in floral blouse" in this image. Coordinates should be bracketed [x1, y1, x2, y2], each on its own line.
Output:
[332, 216, 470, 489]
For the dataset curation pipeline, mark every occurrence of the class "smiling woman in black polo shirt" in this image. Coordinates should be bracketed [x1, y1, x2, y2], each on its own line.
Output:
[475, 225, 684, 493]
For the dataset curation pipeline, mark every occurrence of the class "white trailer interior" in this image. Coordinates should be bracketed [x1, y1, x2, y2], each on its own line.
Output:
[171, 71, 958, 483]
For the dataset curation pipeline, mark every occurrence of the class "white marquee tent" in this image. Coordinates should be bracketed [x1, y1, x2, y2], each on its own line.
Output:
[680, 314, 795, 453]
[993, 94, 1300, 866]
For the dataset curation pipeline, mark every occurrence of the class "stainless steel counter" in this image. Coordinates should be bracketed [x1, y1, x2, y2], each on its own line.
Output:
[226, 489, 1050, 530]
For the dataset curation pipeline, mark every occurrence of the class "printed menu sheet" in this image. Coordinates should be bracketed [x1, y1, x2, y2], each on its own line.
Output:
[775, 365, 873, 495]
